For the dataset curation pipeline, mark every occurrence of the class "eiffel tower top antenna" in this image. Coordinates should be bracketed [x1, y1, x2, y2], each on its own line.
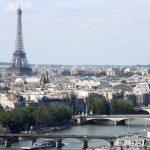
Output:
[19, 0, 21, 8]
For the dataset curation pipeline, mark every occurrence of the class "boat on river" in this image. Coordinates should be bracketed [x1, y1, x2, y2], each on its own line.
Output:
[21, 140, 56, 150]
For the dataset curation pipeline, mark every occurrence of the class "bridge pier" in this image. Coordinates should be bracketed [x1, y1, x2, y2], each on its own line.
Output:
[30, 138, 36, 145]
[76, 116, 86, 125]
[110, 141, 114, 148]
[114, 120, 125, 125]
[56, 138, 62, 148]
[82, 140, 88, 149]
[4, 140, 11, 147]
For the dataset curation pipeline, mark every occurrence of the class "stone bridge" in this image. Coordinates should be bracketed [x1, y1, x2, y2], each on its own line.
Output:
[0, 133, 117, 149]
[74, 114, 150, 125]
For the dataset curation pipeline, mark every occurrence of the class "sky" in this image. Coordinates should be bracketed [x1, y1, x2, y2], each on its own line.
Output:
[0, 0, 150, 65]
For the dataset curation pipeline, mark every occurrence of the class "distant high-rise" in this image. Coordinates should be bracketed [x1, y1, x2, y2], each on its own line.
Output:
[6, 6, 32, 76]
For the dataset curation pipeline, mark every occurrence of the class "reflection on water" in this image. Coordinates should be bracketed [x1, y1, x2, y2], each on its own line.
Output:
[0, 119, 150, 150]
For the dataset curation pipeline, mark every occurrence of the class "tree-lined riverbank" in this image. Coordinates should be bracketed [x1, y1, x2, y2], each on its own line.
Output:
[0, 105, 72, 133]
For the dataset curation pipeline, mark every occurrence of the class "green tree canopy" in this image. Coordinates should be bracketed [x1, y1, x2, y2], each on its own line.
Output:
[110, 98, 135, 114]
[0, 105, 72, 133]
[86, 93, 110, 115]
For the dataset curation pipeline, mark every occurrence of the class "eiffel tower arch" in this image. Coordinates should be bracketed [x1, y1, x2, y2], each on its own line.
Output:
[6, 6, 32, 76]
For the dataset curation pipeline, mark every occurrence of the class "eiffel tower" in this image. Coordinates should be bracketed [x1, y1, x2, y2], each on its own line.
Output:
[6, 6, 32, 76]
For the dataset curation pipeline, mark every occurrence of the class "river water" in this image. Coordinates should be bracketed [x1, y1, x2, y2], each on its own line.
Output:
[0, 119, 150, 150]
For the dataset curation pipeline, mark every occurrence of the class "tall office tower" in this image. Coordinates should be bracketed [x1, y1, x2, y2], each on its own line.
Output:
[6, 6, 32, 76]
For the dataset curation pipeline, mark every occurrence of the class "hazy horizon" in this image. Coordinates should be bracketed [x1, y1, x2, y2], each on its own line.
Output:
[1, 0, 150, 65]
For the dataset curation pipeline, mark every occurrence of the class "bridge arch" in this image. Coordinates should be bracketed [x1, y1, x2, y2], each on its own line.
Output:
[137, 108, 150, 114]
[61, 137, 82, 142]
[86, 118, 127, 125]
[74, 118, 78, 123]
[87, 138, 112, 148]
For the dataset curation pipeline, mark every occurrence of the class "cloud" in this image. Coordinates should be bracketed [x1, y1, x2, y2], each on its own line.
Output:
[4, 0, 32, 12]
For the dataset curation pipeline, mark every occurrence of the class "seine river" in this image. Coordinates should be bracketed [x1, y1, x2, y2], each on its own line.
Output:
[0, 119, 150, 150]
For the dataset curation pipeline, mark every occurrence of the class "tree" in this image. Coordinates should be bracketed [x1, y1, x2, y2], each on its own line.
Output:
[0, 105, 72, 133]
[111, 98, 134, 114]
[86, 93, 110, 115]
